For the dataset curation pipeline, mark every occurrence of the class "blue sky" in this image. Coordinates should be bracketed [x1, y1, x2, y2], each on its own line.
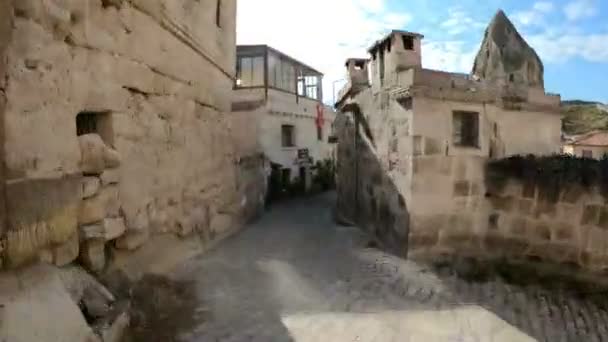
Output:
[237, 0, 608, 103]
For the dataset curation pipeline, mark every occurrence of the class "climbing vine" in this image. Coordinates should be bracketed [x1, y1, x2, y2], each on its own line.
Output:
[487, 154, 608, 199]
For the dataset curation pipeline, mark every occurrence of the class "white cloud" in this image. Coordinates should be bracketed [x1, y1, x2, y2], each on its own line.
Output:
[513, 1, 555, 27]
[237, 0, 412, 102]
[422, 41, 478, 73]
[440, 8, 485, 36]
[564, 0, 597, 21]
[533, 2, 555, 13]
[529, 32, 608, 63]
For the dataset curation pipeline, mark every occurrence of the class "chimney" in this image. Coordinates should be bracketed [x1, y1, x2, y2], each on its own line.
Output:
[368, 30, 424, 87]
[345, 58, 369, 87]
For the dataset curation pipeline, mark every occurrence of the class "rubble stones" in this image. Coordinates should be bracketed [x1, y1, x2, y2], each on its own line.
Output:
[82, 177, 102, 199]
[80, 239, 106, 273]
[79, 134, 107, 175]
[79, 195, 106, 226]
[100, 169, 120, 186]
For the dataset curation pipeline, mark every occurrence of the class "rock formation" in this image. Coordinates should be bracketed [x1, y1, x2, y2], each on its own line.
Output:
[472, 10, 545, 89]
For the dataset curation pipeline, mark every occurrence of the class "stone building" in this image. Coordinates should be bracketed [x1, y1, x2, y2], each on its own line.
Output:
[0, 0, 262, 271]
[231, 45, 336, 192]
[335, 11, 562, 258]
[563, 131, 608, 159]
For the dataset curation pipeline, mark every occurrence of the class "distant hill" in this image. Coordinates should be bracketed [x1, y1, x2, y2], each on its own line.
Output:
[562, 100, 608, 135]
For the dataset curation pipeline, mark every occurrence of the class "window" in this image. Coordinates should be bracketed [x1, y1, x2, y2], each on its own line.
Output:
[269, 54, 296, 93]
[281, 125, 295, 147]
[397, 96, 412, 110]
[582, 150, 593, 158]
[453, 111, 479, 148]
[215, 0, 222, 28]
[236, 56, 264, 87]
[76, 111, 113, 145]
[297, 75, 321, 100]
[317, 125, 323, 141]
[403, 35, 414, 50]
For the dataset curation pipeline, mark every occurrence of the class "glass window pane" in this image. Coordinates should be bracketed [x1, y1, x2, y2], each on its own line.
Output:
[240, 57, 253, 86]
[268, 54, 278, 88]
[252, 56, 264, 86]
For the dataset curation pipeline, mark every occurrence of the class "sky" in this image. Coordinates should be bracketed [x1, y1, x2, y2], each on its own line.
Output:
[236, 0, 608, 104]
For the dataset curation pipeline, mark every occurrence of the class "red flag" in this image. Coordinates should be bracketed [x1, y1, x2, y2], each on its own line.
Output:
[316, 104, 324, 128]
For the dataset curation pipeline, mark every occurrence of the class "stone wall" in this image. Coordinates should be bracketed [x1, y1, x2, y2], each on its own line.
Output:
[0, 0, 259, 270]
[409, 160, 608, 273]
[335, 107, 409, 257]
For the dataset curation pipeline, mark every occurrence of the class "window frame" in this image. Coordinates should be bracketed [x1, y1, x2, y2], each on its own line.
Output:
[281, 124, 296, 148]
[452, 110, 480, 149]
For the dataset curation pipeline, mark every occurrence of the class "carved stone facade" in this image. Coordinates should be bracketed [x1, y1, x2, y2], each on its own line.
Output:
[336, 13, 565, 263]
[0, 0, 261, 271]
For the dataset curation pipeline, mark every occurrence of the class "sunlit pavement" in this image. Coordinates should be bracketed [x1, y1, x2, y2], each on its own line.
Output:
[158, 193, 608, 342]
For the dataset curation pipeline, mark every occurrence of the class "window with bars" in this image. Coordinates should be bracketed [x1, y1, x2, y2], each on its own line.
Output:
[453, 111, 479, 148]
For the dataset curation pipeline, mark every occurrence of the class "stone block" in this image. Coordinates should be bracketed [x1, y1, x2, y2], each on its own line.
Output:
[81, 223, 105, 240]
[5, 176, 80, 268]
[81, 218, 126, 241]
[79, 195, 106, 225]
[522, 181, 536, 199]
[79, 134, 107, 175]
[412, 136, 423, 156]
[115, 230, 149, 251]
[599, 207, 608, 230]
[531, 223, 551, 241]
[470, 182, 482, 196]
[210, 213, 233, 235]
[424, 137, 443, 155]
[103, 147, 121, 169]
[488, 195, 514, 212]
[51, 234, 79, 267]
[102, 186, 121, 218]
[104, 218, 127, 241]
[553, 223, 575, 242]
[485, 235, 529, 256]
[510, 217, 527, 236]
[412, 157, 437, 174]
[454, 158, 467, 180]
[558, 203, 581, 224]
[561, 184, 586, 204]
[581, 204, 601, 226]
[82, 177, 101, 199]
[517, 199, 534, 215]
[80, 239, 106, 273]
[533, 201, 556, 220]
[488, 213, 500, 230]
[453, 181, 470, 197]
[586, 227, 607, 254]
[438, 157, 453, 176]
[100, 169, 121, 186]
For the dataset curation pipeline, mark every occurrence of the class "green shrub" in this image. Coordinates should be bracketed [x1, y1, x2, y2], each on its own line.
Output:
[487, 154, 608, 197]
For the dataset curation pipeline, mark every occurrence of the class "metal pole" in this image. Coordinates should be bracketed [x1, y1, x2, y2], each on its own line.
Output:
[332, 79, 346, 106]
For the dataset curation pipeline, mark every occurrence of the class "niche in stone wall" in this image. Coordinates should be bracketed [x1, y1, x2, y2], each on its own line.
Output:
[76, 111, 114, 146]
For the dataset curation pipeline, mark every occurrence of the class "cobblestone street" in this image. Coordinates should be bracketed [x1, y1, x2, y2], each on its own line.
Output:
[135, 193, 608, 342]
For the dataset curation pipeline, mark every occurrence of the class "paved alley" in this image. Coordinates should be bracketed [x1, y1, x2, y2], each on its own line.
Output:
[129, 193, 608, 342]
